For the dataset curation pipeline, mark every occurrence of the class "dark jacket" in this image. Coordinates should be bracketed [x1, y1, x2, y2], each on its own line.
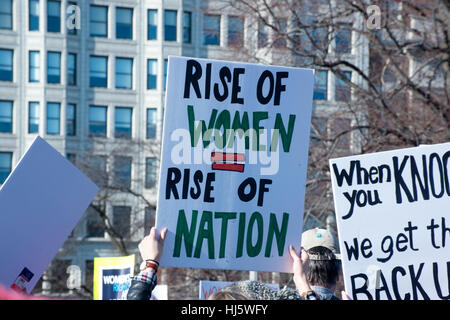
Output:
[127, 279, 155, 300]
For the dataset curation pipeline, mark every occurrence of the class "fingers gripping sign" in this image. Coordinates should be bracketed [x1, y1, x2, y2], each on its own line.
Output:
[138, 227, 168, 262]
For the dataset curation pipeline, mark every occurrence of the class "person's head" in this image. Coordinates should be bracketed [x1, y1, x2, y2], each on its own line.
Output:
[305, 246, 341, 290]
[301, 228, 342, 290]
[208, 290, 249, 300]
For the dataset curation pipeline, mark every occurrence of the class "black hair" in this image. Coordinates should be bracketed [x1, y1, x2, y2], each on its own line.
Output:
[306, 246, 341, 288]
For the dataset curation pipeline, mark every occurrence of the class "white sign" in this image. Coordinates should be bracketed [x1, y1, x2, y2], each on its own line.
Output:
[0, 136, 99, 293]
[151, 285, 168, 300]
[156, 56, 314, 272]
[330, 143, 450, 300]
[199, 280, 279, 300]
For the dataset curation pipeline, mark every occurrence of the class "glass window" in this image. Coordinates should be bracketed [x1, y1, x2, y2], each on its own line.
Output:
[164, 59, 168, 91]
[113, 157, 131, 189]
[228, 16, 243, 47]
[164, 10, 177, 41]
[144, 207, 155, 234]
[258, 21, 268, 48]
[146, 108, 156, 139]
[85, 260, 94, 287]
[116, 7, 133, 39]
[66, 1, 77, 35]
[29, 51, 40, 82]
[47, 0, 61, 32]
[66, 153, 76, 164]
[89, 55, 107, 87]
[86, 206, 104, 238]
[0, 49, 13, 81]
[203, 15, 220, 45]
[147, 59, 157, 90]
[115, 57, 132, 89]
[145, 157, 157, 189]
[335, 71, 352, 102]
[114, 107, 132, 139]
[336, 24, 352, 54]
[46, 102, 60, 135]
[90, 5, 108, 37]
[0, 100, 13, 133]
[0, 0, 13, 30]
[29, 0, 40, 31]
[273, 19, 287, 48]
[47, 51, 61, 84]
[29, 102, 39, 134]
[311, 24, 327, 49]
[66, 103, 76, 136]
[89, 105, 107, 137]
[183, 11, 191, 44]
[313, 70, 327, 100]
[147, 9, 157, 40]
[0, 152, 12, 184]
[86, 156, 107, 187]
[67, 53, 76, 86]
[113, 206, 131, 238]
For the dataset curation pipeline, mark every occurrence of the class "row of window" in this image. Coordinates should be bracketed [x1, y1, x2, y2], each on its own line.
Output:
[313, 70, 352, 102]
[0, 48, 169, 90]
[0, 100, 157, 139]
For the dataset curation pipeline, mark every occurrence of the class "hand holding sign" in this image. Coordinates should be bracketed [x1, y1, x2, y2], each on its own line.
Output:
[138, 227, 168, 262]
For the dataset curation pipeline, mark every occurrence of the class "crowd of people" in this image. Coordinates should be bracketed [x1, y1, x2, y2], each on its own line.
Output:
[127, 226, 350, 300]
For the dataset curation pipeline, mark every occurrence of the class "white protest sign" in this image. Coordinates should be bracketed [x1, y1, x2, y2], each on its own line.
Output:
[330, 143, 450, 300]
[0, 136, 99, 293]
[156, 56, 314, 272]
[199, 280, 279, 300]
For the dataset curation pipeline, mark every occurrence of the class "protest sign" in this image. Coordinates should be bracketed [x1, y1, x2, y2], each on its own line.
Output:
[156, 56, 314, 272]
[0, 136, 98, 293]
[329, 143, 450, 300]
[199, 280, 279, 300]
[93, 255, 135, 300]
[151, 285, 168, 300]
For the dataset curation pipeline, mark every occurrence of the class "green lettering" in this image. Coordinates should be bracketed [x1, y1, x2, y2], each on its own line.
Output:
[271, 113, 296, 152]
[214, 212, 237, 258]
[194, 211, 215, 259]
[265, 212, 289, 257]
[173, 209, 198, 258]
[246, 211, 264, 257]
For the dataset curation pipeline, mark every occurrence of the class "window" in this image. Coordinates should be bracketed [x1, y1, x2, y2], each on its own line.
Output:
[147, 9, 157, 40]
[47, 0, 61, 32]
[46, 102, 60, 135]
[29, 0, 40, 31]
[114, 107, 132, 139]
[115, 57, 133, 89]
[147, 59, 157, 90]
[183, 11, 191, 44]
[335, 24, 352, 54]
[66, 153, 76, 164]
[164, 59, 168, 90]
[29, 51, 40, 82]
[29, 102, 39, 133]
[66, 103, 76, 136]
[113, 156, 131, 189]
[0, 0, 12, 30]
[66, 1, 77, 35]
[86, 156, 107, 187]
[145, 157, 157, 189]
[313, 70, 327, 100]
[67, 53, 76, 85]
[258, 21, 269, 48]
[86, 206, 104, 238]
[113, 206, 131, 238]
[311, 24, 327, 49]
[335, 71, 351, 102]
[47, 51, 61, 84]
[228, 16, 243, 47]
[203, 15, 220, 45]
[145, 207, 155, 234]
[89, 56, 107, 87]
[116, 7, 133, 39]
[0, 49, 13, 81]
[273, 19, 287, 48]
[146, 108, 156, 139]
[90, 5, 108, 37]
[85, 260, 94, 288]
[0, 101, 13, 133]
[164, 10, 177, 41]
[0, 152, 12, 184]
[89, 105, 107, 137]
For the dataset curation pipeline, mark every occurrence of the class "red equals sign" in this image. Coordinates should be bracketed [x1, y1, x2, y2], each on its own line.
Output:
[211, 152, 245, 173]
